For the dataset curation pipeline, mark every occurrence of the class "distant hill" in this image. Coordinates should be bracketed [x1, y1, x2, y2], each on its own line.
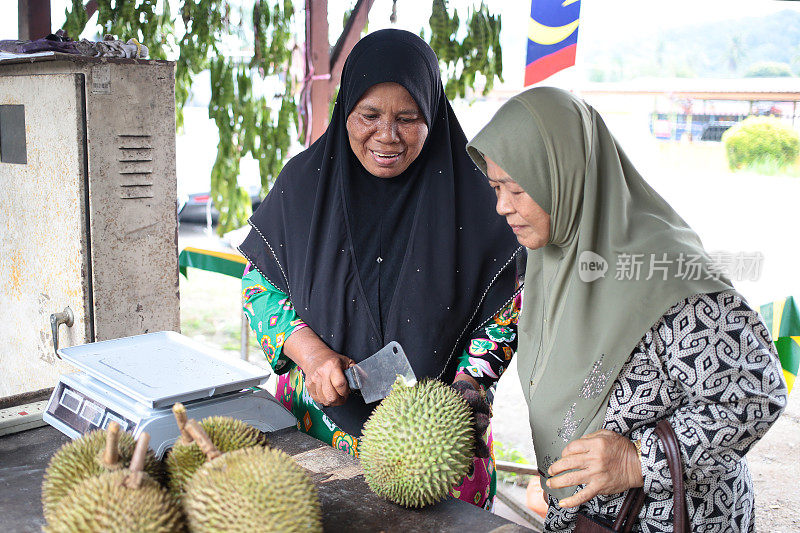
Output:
[582, 9, 800, 81]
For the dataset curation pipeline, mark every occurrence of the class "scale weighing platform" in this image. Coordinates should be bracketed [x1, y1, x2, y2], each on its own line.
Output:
[42, 331, 296, 458]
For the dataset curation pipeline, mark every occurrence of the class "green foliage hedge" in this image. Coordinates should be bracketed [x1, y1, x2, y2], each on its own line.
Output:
[744, 61, 793, 78]
[722, 116, 800, 171]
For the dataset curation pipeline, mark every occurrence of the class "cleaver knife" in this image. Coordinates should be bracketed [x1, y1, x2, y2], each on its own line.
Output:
[344, 341, 417, 404]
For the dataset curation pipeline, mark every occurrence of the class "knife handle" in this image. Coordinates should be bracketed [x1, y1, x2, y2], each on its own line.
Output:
[345, 366, 361, 391]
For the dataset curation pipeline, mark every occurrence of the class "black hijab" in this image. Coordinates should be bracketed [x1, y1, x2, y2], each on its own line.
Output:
[240, 29, 521, 435]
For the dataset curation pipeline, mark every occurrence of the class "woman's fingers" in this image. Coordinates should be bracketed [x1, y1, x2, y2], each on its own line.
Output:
[547, 469, 588, 490]
[320, 378, 340, 406]
[331, 358, 352, 396]
[305, 380, 321, 405]
[304, 352, 353, 406]
[548, 430, 642, 499]
[318, 370, 348, 406]
[548, 454, 584, 476]
[327, 358, 351, 405]
[558, 485, 599, 508]
[561, 437, 592, 456]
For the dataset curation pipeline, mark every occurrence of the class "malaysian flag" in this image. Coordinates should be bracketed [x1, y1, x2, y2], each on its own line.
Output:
[525, 0, 581, 86]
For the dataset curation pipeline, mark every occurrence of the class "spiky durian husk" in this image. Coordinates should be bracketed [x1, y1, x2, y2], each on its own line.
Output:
[165, 416, 265, 497]
[359, 378, 474, 508]
[44, 469, 184, 533]
[183, 446, 321, 533]
[41, 429, 163, 518]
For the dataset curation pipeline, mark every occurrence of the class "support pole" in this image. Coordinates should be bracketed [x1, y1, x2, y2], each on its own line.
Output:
[18, 0, 51, 41]
[240, 309, 249, 361]
[308, 0, 332, 143]
[330, 0, 376, 88]
[305, 0, 375, 144]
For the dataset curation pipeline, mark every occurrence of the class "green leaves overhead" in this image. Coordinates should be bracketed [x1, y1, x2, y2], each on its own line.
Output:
[253, 0, 294, 75]
[63, 0, 295, 235]
[62, 0, 502, 235]
[208, 54, 296, 235]
[207, 1, 295, 235]
[174, 0, 225, 129]
[62, 0, 89, 42]
[426, 0, 503, 100]
[64, 0, 175, 60]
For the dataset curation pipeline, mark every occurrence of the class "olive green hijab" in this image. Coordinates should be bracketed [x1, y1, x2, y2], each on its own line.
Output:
[467, 87, 732, 499]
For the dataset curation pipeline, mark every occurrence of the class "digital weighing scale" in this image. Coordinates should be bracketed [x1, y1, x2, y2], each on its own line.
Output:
[42, 331, 296, 458]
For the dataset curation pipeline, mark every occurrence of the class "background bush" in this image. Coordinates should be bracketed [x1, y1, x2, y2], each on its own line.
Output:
[722, 116, 800, 172]
[744, 61, 794, 78]
[493, 441, 533, 485]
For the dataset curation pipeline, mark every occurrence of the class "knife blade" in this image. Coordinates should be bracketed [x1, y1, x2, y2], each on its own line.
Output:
[344, 341, 417, 404]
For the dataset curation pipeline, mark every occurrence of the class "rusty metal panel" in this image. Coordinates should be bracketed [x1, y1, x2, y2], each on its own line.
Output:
[83, 61, 180, 340]
[0, 56, 180, 400]
[0, 73, 91, 398]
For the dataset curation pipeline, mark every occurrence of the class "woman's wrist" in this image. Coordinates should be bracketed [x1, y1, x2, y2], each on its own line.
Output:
[283, 327, 331, 371]
[628, 437, 644, 488]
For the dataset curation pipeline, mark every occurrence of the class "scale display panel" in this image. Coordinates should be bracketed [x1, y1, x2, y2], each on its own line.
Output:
[46, 381, 136, 435]
[57, 331, 269, 408]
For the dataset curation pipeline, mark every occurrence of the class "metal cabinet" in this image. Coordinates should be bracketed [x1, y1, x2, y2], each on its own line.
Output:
[0, 54, 180, 402]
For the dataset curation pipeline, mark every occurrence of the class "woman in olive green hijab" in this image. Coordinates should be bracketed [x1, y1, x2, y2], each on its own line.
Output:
[468, 87, 787, 532]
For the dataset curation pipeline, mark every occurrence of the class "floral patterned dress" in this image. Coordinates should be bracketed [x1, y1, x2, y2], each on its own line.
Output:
[242, 262, 521, 509]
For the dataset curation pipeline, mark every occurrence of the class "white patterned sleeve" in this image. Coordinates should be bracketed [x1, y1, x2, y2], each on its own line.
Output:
[639, 292, 788, 494]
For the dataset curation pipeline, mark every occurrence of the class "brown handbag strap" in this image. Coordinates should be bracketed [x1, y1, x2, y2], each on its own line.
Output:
[611, 487, 646, 533]
[654, 420, 689, 533]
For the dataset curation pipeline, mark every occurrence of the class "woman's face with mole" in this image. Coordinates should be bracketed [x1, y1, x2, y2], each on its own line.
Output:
[346, 82, 429, 178]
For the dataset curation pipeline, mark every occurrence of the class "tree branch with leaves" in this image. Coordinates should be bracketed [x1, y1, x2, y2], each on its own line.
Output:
[62, 0, 503, 235]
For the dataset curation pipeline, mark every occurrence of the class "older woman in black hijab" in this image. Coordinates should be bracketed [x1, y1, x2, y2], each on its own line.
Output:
[239, 29, 522, 508]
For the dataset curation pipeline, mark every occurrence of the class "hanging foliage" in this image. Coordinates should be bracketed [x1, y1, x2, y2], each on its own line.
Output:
[62, 0, 295, 235]
[425, 0, 503, 100]
[173, 0, 226, 130]
[62, 0, 503, 234]
[206, 1, 296, 234]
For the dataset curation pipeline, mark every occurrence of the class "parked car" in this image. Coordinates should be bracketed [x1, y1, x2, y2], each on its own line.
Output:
[178, 186, 263, 225]
[649, 113, 746, 141]
[699, 121, 737, 142]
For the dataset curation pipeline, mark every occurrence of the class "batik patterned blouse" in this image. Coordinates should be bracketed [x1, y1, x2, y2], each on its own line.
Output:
[544, 291, 787, 533]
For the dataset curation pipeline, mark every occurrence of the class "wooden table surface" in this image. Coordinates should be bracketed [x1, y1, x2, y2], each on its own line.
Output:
[0, 425, 531, 533]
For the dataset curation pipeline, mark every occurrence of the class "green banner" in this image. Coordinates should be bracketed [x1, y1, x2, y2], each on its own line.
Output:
[178, 247, 247, 279]
[760, 296, 800, 394]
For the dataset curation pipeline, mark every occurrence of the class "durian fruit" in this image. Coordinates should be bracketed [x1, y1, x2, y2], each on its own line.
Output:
[165, 403, 266, 497]
[182, 420, 322, 533]
[44, 432, 185, 533]
[41, 421, 163, 518]
[359, 378, 474, 508]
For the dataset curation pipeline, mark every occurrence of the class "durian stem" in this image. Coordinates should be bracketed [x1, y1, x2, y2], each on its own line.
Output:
[124, 432, 150, 489]
[185, 419, 222, 460]
[172, 402, 193, 445]
[101, 421, 121, 467]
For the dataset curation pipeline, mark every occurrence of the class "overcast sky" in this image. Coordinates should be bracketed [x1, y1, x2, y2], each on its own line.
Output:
[3, 0, 799, 88]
